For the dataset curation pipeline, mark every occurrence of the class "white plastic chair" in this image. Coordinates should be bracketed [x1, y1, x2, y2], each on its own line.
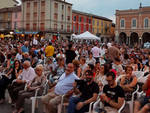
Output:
[30, 79, 49, 113]
[92, 98, 125, 113]
[58, 95, 96, 113]
[126, 85, 139, 113]
[115, 74, 125, 84]
[133, 71, 144, 80]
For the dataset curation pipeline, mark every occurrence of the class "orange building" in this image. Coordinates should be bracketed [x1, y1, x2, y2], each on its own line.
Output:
[116, 4, 150, 46]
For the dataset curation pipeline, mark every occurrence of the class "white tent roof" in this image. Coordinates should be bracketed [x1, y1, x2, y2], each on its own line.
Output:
[75, 31, 100, 40]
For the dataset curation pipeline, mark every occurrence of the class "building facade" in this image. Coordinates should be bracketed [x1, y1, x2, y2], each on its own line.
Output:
[12, 6, 22, 30]
[92, 15, 113, 42]
[72, 10, 92, 34]
[116, 5, 150, 46]
[22, 0, 72, 39]
[0, 7, 13, 32]
[72, 10, 114, 42]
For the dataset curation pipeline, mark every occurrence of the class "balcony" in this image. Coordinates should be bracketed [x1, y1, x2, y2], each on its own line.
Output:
[45, 28, 73, 34]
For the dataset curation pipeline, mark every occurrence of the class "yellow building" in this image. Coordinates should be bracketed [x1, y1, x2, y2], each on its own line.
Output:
[92, 15, 114, 42]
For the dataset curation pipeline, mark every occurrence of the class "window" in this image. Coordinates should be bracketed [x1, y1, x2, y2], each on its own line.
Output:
[73, 24, 75, 32]
[62, 14, 64, 20]
[26, 13, 30, 21]
[67, 25, 70, 32]
[84, 25, 86, 31]
[62, 5, 64, 10]
[79, 17, 82, 22]
[79, 25, 81, 33]
[33, 23, 37, 31]
[101, 21, 103, 27]
[54, 13, 58, 20]
[27, 2, 30, 8]
[101, 29, 103, 34]
[84, 18, 86, 23]
[68, 6, 71, 12]
[89, 19, 91, 24]
[97, 28, 99, 33]
[89, 26, 91, 32]
[40, 23, 45, 31]
[97, 21, 99, 26]
[33, 12, 37, 20]
[74, 16, 76, 21]
[144, 18, 149, 28]
[93, 28, 94, 33]
[120, 19, 125, 28]
[132, 18, 137, 28]
[15, 13, 17, 19]
[14, 22, 17, 29]
[41, 1, 45, 6]
[93, 20, 95, 25]
[54, 24, 57, 30]
[34, 2, 37, 7]
[54, 3, 58, 9]
[67, 16, 70, 21]
[34, 2, 37, 11]
[61, 25, 63, 30]
[26, 23, 30, 31]
[8, 13, 11, 20]
[41, 12, 45, 20]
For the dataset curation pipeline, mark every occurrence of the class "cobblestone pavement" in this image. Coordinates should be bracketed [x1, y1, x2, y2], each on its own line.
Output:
[0, 101, 13, 113]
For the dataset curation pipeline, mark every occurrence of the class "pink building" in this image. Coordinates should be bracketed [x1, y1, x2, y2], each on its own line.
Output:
[12, 6, 22, 30]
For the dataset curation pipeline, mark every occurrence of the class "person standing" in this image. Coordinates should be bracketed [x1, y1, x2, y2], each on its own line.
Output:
[65, 44, 76, 64]
[91, 43, 100, 62]
[45, 42, 55, 58]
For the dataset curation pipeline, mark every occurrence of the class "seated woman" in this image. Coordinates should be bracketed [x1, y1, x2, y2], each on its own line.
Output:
[0, 60, 22, 104]
[95, 64, 108, 92]
[72, 60, 82, 78]
[134, 74, 150, 113]
[13, 64, 46, 113]
[120, 66, 137, 101]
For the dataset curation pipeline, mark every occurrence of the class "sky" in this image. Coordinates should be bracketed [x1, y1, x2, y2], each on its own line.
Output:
[17, 0, 150, 23]
[66, 0, 150, 23]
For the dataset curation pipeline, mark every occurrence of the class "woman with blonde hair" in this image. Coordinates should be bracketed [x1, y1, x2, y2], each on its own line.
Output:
[13, 64, 46, 113]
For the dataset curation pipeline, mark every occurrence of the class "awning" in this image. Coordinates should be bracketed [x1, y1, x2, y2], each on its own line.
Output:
[14, 31, 38, 34]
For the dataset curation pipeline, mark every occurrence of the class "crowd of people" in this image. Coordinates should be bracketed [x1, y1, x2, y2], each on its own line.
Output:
[0, 37, 150, 113]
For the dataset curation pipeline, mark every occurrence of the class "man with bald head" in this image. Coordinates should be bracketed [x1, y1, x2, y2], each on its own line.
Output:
[42, 63, 79, 113]
[9, 61, 36, 105]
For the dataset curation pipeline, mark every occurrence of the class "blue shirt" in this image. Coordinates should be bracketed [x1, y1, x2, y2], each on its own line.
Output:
[54, 72, 79, 95]
[21, 45, 29, 53]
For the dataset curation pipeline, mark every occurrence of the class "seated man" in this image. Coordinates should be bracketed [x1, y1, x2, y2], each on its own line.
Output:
[8, 61, 36, 105]
[100, 71, 125, 113]
[134, 74, 150, 113]
[41, 63, 79, 113]
[67, 70, 99, 113]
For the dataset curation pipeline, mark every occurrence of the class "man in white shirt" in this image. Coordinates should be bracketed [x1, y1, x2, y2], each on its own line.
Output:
[41, 63, 79, 113]
[91, 43, 100, 62]
[16, 49, 23, 61]
[9, 61, 36, 104]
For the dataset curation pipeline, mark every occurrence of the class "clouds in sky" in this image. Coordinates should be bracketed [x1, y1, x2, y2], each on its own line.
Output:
[66, 0, 150, 23]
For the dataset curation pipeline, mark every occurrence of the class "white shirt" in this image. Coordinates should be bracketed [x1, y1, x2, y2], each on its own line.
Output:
[18, 67, 36, 83]
[86, 58, 96, 65]
[33, 38, 38, 45]
[91, 46, 100, 58]
[16, 53, 23, 61]
[54, 72, 79, 95]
